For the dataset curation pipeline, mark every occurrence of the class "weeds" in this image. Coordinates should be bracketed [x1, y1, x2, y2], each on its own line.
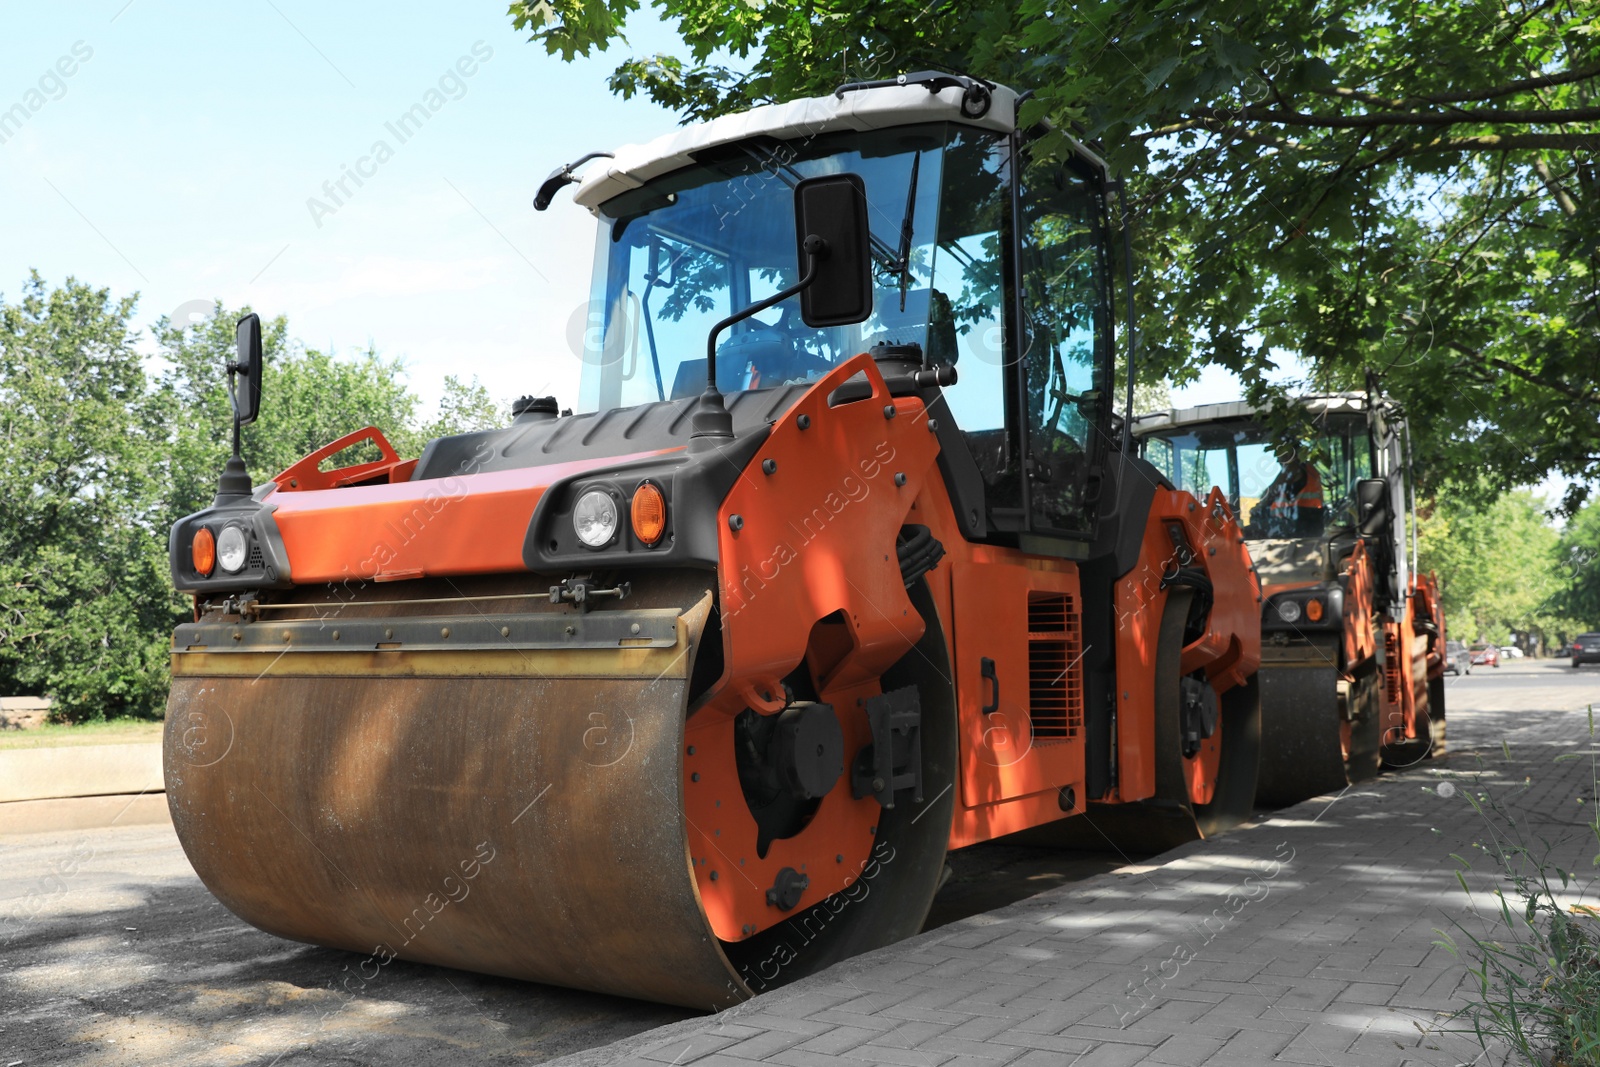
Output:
[1438, 707, 1600, 1066]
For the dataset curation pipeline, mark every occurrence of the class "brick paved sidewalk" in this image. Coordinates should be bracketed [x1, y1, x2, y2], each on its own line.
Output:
[558, 700, 1600, 1067]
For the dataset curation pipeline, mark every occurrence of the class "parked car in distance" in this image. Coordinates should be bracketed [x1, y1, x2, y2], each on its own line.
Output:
[1499, 645, 1525, 659]
[1470, 645, 1500, 668]
[1574, 633, 1600, 668]
[1444, 640, 1472, 676]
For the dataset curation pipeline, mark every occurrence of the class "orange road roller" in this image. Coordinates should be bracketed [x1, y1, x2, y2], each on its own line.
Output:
[1137, 390, 1447, 807]
[165, 71, 1262, 1009]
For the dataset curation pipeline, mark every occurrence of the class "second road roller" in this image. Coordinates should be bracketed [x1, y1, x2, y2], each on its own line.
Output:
[164, 72, 1262, 1008]
[1136, 389, 1448, 806]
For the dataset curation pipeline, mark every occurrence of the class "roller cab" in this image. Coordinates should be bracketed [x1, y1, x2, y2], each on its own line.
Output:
[165, 72, 1262, 1008]
[1137, 390, 1447, 807]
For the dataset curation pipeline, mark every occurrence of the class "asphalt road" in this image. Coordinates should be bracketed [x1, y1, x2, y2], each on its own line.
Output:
[2, 660, 1595, 1066]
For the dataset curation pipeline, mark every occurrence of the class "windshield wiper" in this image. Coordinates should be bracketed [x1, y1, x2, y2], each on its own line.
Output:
[640, 275, 667, 403]
[735, 143, 904, 277]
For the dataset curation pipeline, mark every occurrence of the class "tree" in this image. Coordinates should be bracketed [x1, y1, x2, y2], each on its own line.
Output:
[512, 0, 1600, 508]
[0, 273, 177, 720]
[1556, 501, 1600, 628]
[154, 303, 505, 517]
[1417, 486, 1575, 651]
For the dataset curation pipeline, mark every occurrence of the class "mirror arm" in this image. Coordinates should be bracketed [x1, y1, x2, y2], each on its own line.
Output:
[213, 406, 254, 504]
[705, 236, 825, 381]
[212, 367, 253, 503]
[225, 362, 246, 424]
[690, 236, 826, 450]
[533, 151, 615, 211]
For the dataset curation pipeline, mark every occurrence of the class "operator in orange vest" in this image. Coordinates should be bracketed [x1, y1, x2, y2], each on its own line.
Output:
[1263, 449, 1325, 535]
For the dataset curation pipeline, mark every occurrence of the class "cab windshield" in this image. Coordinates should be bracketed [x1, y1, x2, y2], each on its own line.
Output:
[579, 121, 1113, 539]
[578, 123, 1009, 418]
[1141, 415, 1372, 540]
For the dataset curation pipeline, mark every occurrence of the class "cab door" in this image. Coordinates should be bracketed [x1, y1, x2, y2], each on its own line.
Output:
[1015, 156, 1113, 542]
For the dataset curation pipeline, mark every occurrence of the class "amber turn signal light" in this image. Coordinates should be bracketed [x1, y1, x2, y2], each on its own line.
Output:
[631, 483, 666, 545]
[1305, 597, 1324, 622]
[192, 527, 216, 577]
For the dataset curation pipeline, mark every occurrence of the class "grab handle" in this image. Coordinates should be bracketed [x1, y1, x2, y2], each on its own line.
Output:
[980, 657, 999, 715]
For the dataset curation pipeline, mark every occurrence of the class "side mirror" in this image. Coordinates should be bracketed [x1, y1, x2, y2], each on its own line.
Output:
[233, 313, 263, 425]
[1355, 478, 1389, 537]
[793, 174, 872, 328]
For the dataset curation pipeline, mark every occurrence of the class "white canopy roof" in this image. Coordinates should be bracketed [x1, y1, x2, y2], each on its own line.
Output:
[571, 81, 1023, 214]
[1134, 392, 1372, 434]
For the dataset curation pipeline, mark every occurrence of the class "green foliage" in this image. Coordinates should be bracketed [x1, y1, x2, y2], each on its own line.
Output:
[1439, 717, 1600, 1066]
[1558, 503, 1600, 628]
[418, 376, 506, 444]
[154, 303, 506, 512]
[0, 273, 178, 721]
[510, 0, 1600, 510]
[0, 281, 506, 722]
[1418, 486, 1579, 649]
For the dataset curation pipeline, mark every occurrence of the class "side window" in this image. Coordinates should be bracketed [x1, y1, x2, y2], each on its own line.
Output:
[1236, 440, 1280, 527]
[644, 238, 733, 398]
[1318, 423, 1373, 530]
[927, 133, 1013, 503]
[1019, 159, 1110, 535]
[1183, 444, 1233, 503]
[1144, 436, 1175, 482]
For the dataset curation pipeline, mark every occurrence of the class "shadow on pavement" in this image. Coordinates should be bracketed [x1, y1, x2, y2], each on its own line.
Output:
[0, 876, 693, 1066]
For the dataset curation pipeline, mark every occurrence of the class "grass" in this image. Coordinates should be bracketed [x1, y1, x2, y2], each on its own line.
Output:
[0, 718, 164, 750]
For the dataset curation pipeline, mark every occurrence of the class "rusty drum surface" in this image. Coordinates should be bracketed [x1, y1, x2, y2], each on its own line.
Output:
[164, 586, 751, 1009]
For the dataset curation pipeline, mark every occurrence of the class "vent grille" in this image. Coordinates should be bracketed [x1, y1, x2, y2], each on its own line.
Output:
[1028, 593, 1083, 742]
[248, 543, 266, 572]
[1384, 631, 1403, 705]
[1028, 596, 1068, 634]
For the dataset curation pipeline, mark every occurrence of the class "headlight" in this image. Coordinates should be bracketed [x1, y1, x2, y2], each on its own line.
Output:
[573, 489, 619, 548]
[217, 525, 249, 573]
[1275, 599, 1301, 624]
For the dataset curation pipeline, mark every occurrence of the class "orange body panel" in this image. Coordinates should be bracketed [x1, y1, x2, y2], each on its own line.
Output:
[1379, 593, 1431, 743]
[887, 500, 1097, 848]
[266, 447, 678, 585]
[688, 357, 941, 935]
[1341, 543, 1378, 668]
[711, 357, 940, 713]
[1416, 572, 1447, 678]
[947, 560, 1085, 811]
[683, 678, 882, 942]
[920, 483, 1255, 844]
[689, 356, 1260, 915]
[931, 483, 1257, 841]
[1111, 488, 1260, 804]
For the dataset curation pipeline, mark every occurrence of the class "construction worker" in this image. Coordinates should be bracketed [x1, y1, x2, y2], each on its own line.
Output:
[1261, 450, 1325, 536]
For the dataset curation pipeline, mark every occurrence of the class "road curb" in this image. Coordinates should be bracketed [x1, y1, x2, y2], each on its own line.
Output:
[0, 742, 163, 803]
[0, 792, 171, 836]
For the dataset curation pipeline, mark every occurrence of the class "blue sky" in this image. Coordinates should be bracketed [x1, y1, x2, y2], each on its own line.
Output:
[0, 1, 1308, 420]
[0, 1, 690, 410]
